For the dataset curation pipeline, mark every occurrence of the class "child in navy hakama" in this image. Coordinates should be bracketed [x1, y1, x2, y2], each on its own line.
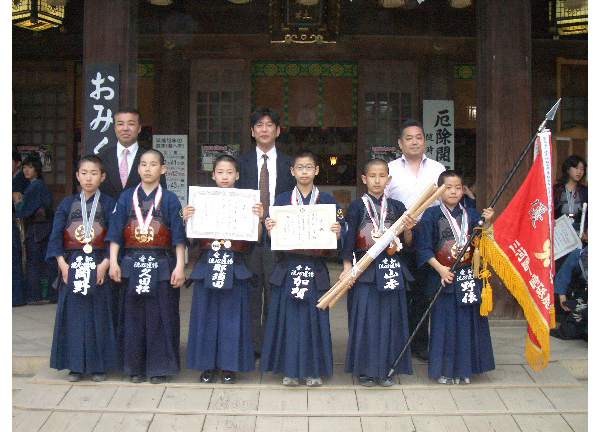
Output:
[414, 170, 495, 384]
[107, 149, 186, 384]
[47, 156, 118, 382]
[340, 159, 416, 386]
[184, 155, 262, 384]
[260, 150, 346, 386]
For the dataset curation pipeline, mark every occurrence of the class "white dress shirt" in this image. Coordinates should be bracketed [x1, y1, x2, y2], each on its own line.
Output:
[256, 146, 278, 206]
[116, 141, 139, 177]
[385, 154, 446, 218]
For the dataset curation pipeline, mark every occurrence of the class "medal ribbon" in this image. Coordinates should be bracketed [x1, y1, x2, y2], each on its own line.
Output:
[362, 194, 388, 236]
[440, 203, 469, 248]
[132, 184, 163, 234]
[80, 190, 100, 240]
[291, 185, 319, 205]
[566, 188, 576, 216]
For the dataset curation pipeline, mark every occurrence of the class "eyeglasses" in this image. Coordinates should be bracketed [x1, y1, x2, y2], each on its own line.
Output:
[294, 165, 316, 171]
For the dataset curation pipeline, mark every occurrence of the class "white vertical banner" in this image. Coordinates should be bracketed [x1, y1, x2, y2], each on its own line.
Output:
[423, 100, 454, 170]
[153, 135, 189, 263]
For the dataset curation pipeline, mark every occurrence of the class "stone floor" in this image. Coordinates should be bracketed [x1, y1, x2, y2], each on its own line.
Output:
[13, 262, 589, 431]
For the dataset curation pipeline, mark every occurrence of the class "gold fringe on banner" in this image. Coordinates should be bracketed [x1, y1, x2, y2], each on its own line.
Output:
[478, 230, 550, 370]
[550, 305, 556, 329]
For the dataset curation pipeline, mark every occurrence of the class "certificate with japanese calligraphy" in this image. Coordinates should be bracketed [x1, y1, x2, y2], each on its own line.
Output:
[553, 214, 582, 260]
[187, 187, 260, 240]
[270, 204, 337, 250]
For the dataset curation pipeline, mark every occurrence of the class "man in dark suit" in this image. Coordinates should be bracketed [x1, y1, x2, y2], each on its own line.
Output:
[237, 107, 295, 357]
[97, 107, 166, 200]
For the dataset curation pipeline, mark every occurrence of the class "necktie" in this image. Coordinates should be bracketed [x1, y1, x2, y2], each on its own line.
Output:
[119, 148, 129, 188]
[259, 154, 269, 219]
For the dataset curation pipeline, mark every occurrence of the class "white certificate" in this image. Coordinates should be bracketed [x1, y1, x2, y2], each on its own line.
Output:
[187, 186, 260, 240]
[269, 204, 337, 250]
[553, 215, 582, 260]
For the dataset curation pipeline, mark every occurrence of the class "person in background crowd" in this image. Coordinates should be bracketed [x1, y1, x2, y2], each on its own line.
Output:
[385, 119, 446, 362]
[551, 246, 588, 341]
[553, 155, 587, 237]
[13, 155, 57, 304]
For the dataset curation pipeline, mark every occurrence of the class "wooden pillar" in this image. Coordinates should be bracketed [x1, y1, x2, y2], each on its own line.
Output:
[152, 50, 190, 135]
[83, 0, 138, 109]
[476, 0, 532, 318]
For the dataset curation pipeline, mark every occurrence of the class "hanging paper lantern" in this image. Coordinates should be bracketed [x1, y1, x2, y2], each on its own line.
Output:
[449, 0, 472, 8]
[379, 0, 408, 7]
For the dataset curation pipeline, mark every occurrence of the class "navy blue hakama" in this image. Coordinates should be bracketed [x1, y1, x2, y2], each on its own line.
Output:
[428, 291, 495, 379]
[344, 278, 412, 379]
[259, 256, 333, 379]
[186, 251, 255, 373]
[119, 252, 181, 377]
[50, 251, 118, 374]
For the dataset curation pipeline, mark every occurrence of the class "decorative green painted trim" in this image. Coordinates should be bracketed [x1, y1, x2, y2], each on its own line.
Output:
[75, 61, 154, 77]
[317, 76, 323, 128]
[283, 76, 289, 127]
[253, 61, 357, 78]
[453, 64, 476, 80]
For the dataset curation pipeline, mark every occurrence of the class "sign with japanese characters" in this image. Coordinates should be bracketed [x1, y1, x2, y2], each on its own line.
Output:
[376, 256, 403, 292]
[83, 63, 120, 155]
[187, 187, 260, 241]
[269, 204, 337, 250]
[423, 100, 454, 170]
[153, 135, 188, 209]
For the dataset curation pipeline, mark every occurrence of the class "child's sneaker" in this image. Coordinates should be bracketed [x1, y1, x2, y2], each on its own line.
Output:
[305, 377, 322, 387]
[378, 377, 394, 387]
[282, 376, 299, 386]
[358, 375, 376, 387]
[437, 376, 454, 384]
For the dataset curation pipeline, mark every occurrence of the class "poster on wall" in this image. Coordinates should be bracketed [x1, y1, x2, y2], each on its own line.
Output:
[423, 100, 454, 170]
[152, 135, 188, 209]
[83, 63, 120, 156]
[16, 145, 52, 172]
[201, 145, 240, 172]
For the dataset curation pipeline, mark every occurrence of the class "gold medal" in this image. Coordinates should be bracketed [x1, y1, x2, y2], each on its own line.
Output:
[134, 225, 155, 243]
[370, 228, 382, 242]
[75, 225, 95, 243]
[451, 243, 471, 262]
[83, 243, 93, 254]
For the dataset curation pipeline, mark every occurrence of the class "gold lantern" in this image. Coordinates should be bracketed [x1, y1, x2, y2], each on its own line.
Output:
[12, 0, 65, 32]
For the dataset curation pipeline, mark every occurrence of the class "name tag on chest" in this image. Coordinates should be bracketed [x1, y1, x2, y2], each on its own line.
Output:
[375, 256, 404, 292]
[68, 254, 97, 296]
[455, 267, 480, 305]
[286, 261, 315, 301]
[128, 252, 159, 297]
[204, 250, 234, 290]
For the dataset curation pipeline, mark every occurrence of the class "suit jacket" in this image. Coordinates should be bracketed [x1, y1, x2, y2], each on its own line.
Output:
[97, 144, 167, 200]
[236, 148, 296, 198]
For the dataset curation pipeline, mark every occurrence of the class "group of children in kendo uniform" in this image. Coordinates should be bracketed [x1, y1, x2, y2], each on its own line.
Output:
[48, 148, 496, 386]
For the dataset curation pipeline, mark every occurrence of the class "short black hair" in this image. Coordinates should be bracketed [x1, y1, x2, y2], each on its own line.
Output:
[213, 154, 238, 172]
[139, 148, 165, 166]
[251, 107, 280, 128]
[77, 155, 105, 174]
[114, 107, 141, 123]
[363, 158, 389, 175]
[399, 119, 424, 140]
[293, 149, 319, 167]
[437, 170, 463, 187]
[560, 154, 586, 184]
[22, 154, 43, 179]
[12, 151, 22, 163]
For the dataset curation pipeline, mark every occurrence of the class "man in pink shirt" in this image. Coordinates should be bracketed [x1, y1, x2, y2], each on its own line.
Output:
[385, 119, 445, 362]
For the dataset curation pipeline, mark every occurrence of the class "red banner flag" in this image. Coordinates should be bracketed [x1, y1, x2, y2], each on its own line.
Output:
[478, 131, 555, 370]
